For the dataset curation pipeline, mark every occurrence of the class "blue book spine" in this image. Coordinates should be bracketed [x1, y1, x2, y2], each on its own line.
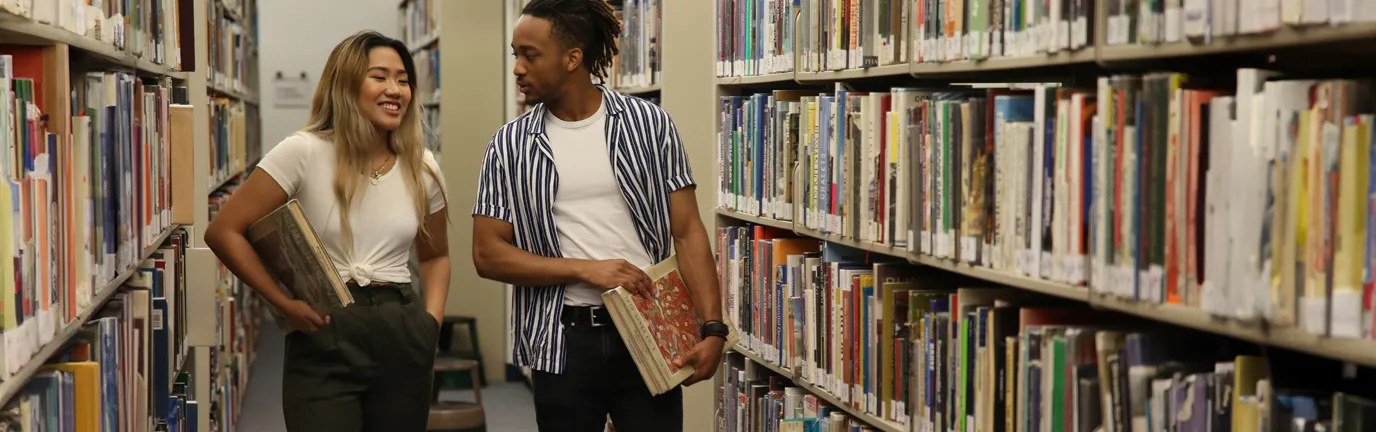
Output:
[152, 297, 171, 419]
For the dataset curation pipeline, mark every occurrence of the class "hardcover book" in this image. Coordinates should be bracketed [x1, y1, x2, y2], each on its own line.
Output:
[246, 199, 354, 330]
[601, 254, 739, 395]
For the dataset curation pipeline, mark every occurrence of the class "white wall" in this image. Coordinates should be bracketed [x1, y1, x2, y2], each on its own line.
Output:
[257, 0, 400, 150]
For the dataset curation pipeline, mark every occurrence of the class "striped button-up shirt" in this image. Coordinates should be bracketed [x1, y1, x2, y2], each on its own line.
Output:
[472, 85, 696, 374]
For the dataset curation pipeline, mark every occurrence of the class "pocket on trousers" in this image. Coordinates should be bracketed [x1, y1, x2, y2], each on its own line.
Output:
[409, 306, 440, 344]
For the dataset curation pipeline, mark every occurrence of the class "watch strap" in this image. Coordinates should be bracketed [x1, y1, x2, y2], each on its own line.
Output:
[700, 320, 730, 340]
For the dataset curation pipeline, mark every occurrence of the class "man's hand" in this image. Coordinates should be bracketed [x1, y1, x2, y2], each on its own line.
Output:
[579, 259, 654, 297]
[671, 336, 725, 386]
[279, 299, 329, 333]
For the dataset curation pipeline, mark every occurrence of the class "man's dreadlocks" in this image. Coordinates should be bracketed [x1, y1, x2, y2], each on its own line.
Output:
[522, 0, 622, 81]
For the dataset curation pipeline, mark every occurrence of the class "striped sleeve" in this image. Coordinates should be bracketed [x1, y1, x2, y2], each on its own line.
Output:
[472, 138, 513, 223]
[661, 114, 696, 192]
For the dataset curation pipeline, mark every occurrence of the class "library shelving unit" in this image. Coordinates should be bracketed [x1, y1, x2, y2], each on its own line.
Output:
[709, 2, 1376, 432]
[399, 0, 441, 160]
[608, 0, 662, 104]
[193, 0, 266, 430]
[0, 0, 263, 429]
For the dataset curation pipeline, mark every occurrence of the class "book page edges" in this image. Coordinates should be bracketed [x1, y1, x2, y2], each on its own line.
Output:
[603, 293, 674, 394]
[286, 202, 353, 304]
[603, 287, 677, 387]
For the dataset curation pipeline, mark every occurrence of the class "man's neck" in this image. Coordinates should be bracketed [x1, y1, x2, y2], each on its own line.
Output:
[545, 81, 604, 123]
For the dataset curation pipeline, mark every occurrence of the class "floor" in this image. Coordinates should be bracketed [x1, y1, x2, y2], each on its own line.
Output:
[237, 324, 540, 431]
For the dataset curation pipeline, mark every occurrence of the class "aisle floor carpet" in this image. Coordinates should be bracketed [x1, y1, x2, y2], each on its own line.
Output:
[237, 323, 540, 431]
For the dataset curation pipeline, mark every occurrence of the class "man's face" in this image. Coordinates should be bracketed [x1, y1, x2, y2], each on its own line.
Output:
[511, 15, 575, 106]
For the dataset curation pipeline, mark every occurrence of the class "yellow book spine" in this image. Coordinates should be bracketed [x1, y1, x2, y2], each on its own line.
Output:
[1331, 116, 1371, 337]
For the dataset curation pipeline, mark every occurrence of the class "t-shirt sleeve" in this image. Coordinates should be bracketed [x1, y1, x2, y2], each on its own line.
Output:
[471, 137, 513, 223]
[422, 149, 448, 215]
[661, 113, 696, 192]
[256, 133, 314, 197]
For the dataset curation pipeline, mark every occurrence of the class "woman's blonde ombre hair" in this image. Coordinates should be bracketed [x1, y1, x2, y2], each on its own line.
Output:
[302, 30, 445, 252]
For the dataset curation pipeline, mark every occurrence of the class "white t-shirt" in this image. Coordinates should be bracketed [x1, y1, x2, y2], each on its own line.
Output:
[257, 131, 447, 286]
[546, 100, 654, 306]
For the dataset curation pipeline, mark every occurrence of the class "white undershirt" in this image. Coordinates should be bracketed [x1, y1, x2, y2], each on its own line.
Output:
[256, 132, 447, 286]
[546, 99, 653, 306]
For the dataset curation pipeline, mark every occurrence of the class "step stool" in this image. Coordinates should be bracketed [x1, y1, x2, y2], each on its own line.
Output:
[436, 315, 487, 389]
[428, 356, 486, 432]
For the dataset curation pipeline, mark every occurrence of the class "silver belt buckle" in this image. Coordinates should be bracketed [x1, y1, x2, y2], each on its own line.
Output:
[588, 305, 606, 327]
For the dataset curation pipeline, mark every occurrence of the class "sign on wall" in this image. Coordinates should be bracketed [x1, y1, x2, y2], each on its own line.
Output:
[272, 71, 314, 109]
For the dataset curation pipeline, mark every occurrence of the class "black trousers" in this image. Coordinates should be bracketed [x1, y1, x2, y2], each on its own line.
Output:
[281, 283, 439, 432]
[531, 306, 683, 432]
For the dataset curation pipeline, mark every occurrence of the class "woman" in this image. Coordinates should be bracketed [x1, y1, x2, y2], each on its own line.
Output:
[204, 30, 449, 431]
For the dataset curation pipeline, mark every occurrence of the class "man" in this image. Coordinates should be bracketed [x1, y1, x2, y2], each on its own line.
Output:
[469, 1, 726, 431]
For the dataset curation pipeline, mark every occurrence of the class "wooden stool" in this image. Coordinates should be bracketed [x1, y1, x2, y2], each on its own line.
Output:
[428, 356, 485, 432]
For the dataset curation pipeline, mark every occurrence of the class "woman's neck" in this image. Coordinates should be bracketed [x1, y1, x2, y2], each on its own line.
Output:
[370, 131, 394, 159]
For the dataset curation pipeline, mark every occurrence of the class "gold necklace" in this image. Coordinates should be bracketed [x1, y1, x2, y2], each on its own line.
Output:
[369, 154, 393, 185]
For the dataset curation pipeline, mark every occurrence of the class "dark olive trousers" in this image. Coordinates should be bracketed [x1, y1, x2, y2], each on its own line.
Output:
[281, 283, 439, 432]
[531, 305, 683, 432]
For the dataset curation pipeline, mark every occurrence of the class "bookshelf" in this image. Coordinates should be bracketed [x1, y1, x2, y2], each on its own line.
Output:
[0, 0, 193, 428]
[709, 1, 1376, 431]
[193, 0, 265, 430]
[0, 0, 264, 429]
[399, 0, 441, 159]
[609, 0, 661, 101]
[0, 226, 182, 406]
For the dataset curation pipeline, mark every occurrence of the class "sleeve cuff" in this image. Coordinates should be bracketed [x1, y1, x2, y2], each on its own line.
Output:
[471, 204, 513, 223]
[667, 175, 697, 193]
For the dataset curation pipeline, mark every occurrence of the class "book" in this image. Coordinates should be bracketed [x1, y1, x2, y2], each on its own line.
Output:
[246, 199, 355, 330]
[601, 254, 739, 395]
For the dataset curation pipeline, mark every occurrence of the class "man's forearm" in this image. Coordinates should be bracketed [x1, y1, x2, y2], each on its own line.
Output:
[475, 240, 587, 287]
[418, 256, 450, 322]
[675, 228, 723, 324]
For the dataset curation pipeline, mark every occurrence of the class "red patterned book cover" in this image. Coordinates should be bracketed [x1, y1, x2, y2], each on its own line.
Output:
[629, 267, 699, 373]
[602, 254, 738, 395]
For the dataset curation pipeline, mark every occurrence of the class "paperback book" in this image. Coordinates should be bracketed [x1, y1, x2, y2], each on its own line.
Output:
[246, 199, 355, 330]
[601, 254, 739, 395]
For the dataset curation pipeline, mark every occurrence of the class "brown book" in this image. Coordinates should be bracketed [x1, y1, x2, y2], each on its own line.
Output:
[169, 104, 194, 225]
[247, 199, 354, 329]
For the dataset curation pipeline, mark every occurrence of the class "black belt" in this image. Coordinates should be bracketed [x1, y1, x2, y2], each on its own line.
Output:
[346, 282, 414, 306]
[561, 305, 614, 328]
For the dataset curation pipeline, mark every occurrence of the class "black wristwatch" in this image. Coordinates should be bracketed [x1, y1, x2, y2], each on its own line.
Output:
[700, 320, 729, 341]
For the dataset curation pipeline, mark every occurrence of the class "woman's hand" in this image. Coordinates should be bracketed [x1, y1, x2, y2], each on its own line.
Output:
[425, 308, 442, 328]
[280, 299, 329, 333]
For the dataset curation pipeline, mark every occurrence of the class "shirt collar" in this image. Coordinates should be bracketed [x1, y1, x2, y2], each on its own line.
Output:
[526, 83, 626, 136]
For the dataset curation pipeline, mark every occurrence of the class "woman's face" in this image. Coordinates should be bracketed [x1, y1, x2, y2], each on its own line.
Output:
[358, 46, 412, 131]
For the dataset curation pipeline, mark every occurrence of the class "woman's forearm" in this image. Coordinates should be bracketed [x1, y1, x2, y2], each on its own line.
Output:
[205, 229, 296, 310]
[418, 255, 450, 323]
